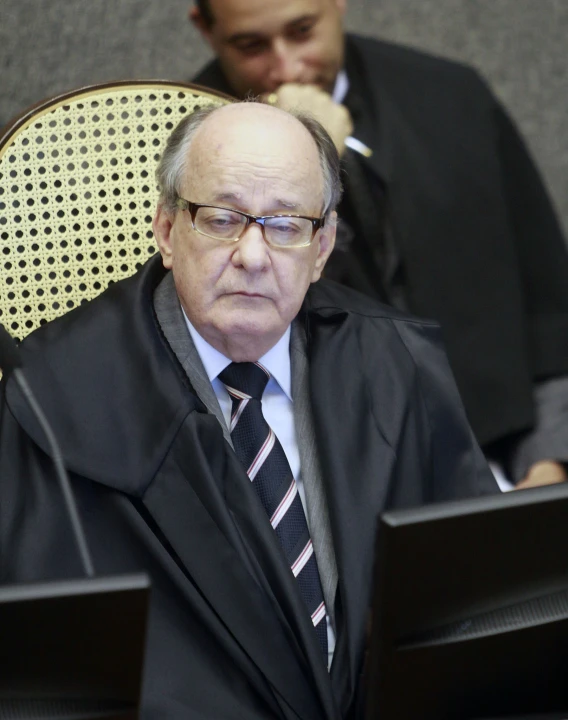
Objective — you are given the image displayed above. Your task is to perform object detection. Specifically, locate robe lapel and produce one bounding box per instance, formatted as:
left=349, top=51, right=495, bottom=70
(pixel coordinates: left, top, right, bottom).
left=304, top=304, right=400, bottom=716
left=290, top=321, right=339, bottom=632
left=343, top=37, right=395, bottom=187
left=344, top=34, right=442, bottom=290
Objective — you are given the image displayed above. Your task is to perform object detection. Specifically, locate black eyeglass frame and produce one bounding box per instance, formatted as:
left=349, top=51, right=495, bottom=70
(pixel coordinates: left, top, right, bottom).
left=175, top=197, right=326, bottom=248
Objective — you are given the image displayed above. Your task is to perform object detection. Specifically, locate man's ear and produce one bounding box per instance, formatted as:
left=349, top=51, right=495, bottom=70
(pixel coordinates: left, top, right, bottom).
left=311, top=211, right=337, bottom=283
left=189, top=5, right=213, bottom=43
left=152, top=204, right=175, bottom=270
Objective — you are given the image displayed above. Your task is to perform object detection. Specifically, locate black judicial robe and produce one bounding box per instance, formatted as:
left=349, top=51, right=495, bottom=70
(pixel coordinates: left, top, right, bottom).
left=0, top=256, right=496, bottom=719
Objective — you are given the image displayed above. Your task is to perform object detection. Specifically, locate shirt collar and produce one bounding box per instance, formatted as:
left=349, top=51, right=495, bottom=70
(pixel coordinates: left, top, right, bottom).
left=331, top=69, right=349, bottom=105
left=182, top=310, right=293, bottom=400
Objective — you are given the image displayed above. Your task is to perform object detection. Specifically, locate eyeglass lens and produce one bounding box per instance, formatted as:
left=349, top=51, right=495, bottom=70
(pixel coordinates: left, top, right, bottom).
left=194, top=207, right=313, bottom=247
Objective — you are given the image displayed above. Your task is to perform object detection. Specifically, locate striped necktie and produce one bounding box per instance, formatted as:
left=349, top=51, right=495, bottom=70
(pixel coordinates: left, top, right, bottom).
left=219, top=361, right=328, bottom=657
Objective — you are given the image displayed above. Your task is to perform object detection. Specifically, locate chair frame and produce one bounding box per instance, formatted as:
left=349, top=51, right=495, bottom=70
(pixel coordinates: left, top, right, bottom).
left=0, top=80, right=233, bottom=340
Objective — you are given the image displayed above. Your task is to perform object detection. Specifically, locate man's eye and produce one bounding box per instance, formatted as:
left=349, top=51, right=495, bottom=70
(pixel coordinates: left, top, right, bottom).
left=199, top=211, right=240, bottom=229
left=233, top=39, right=268, bottom=56
left=271, top=221, right=301, bottom=234
left=210, top=215, right=238, bottom=227
left=289, top=22, right=315, bottom=41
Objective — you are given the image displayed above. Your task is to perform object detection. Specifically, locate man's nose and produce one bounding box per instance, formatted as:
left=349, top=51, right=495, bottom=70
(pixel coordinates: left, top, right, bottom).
left=268, top=38, right=302, bottom=85
left=232, top=223, right=271, bottom=272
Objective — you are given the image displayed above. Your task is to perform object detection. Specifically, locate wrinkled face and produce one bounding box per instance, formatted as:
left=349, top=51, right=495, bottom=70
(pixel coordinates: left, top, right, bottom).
left=194, top=0, right=346, bottom=96
left=153, top=104, right=336, bottom=361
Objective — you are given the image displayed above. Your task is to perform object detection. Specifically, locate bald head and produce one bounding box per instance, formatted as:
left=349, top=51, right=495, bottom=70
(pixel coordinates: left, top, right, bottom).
left=155, top=100, right=341, bottom=219
left=187, top=103, right=324, bottom=210
left=193, top=101, right=312, bottom=142
left=189, top=102, right=322, bottom=162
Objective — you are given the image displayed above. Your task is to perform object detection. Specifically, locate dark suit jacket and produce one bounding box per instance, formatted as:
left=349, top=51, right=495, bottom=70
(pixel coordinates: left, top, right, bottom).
left=193, top=34, right=568, bottom=454
left=0, top=256, right=497, bottom=719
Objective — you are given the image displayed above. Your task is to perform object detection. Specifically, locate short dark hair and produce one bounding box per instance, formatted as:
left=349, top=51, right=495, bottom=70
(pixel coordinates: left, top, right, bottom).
left=196, top=0, right=214, bottom=26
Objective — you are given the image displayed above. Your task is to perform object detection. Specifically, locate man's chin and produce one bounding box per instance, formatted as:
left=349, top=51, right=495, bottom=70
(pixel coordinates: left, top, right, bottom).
left=277, top=79, right=332, bottom=93
left=240, top=78, right=331, bottom=98
left=221, top=292, right=272, bottom=311
left=222, top=314, right=274, bottom=337
left=211, top=312, right=285, bottom=361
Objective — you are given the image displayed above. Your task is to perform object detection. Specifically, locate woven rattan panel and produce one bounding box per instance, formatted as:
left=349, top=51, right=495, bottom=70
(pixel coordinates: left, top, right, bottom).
left=0, top=83, right=228, bottom=340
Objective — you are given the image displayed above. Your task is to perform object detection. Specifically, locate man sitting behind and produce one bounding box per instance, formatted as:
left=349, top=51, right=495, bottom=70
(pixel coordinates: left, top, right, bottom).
left=0, top=103, right=497, bottom=718
left=190, top=0, right=568, bottom=489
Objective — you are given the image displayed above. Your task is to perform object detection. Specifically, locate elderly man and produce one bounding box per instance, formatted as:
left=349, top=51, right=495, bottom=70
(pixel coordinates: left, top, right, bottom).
left=1, top=103, right=496, bottom=718
left=190, top=0, right=568, bottom=489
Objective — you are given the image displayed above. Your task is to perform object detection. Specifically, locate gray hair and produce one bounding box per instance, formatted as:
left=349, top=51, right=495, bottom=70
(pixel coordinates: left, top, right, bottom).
left=155, top=102, right=343, bottom=218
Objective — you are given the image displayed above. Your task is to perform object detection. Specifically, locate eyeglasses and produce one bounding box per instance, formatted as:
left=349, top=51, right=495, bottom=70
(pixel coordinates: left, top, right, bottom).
left=175, top=197, right=325, bottom=249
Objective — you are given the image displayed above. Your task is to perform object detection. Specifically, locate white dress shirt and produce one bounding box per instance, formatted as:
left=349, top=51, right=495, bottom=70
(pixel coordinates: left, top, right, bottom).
left=183, top=312, right=336, bottom=667
left=332, top=68, right=349, bottom=104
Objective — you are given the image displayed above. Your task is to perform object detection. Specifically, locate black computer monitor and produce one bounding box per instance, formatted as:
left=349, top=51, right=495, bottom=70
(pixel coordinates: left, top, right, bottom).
left=366, top=483, right=568, bottom=720
left=0, top=573, right=149, bottom=719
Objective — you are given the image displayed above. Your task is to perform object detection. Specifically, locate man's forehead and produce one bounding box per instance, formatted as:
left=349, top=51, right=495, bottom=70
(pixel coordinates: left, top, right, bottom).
left=208, top=0, right=326, bottom=32
left=182, top=106, right=324, bottom=209
left=184, top=154, right=323, bottom=210
left=191, top=104, right=316, bottom=156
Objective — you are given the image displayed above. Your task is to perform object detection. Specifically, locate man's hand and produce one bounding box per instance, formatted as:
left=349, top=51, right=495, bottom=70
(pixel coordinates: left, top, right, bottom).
left=515, top=460, right=567, bottom=490
left=264, top=83, right=353, bottom=156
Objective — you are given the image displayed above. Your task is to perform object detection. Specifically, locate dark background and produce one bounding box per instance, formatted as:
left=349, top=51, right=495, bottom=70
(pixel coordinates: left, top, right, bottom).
left=1, top=0, right=567, bottom=235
